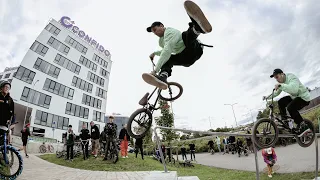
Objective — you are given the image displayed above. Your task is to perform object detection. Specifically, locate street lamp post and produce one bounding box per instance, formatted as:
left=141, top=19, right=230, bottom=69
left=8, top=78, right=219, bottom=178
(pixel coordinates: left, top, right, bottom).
left=208, top=117, right=213, bottom=130
left=224, top=103, right=238, bottom=127
left=23, top=79, right=39, bottom=127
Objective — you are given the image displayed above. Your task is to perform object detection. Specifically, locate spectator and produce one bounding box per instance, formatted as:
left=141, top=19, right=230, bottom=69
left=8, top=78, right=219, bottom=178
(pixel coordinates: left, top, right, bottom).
left=19, top=123, right=31, bottom=158
left=223, top=137, right=229, bottom=155
left=161, top=144, right=166, bottom=159
left=207, top=140, right=214, bottom=153
left=215, top=136, right=221, bottom=153
left=135, top=137, right=144, bottom=159
left=181, top=145, right=187, bottom=160
left=100, top=130, right=107, bottom=156
left=119, top=124, right=130, bottom=158
left=236, top=138, right=244, bottom=157
left=90, top=121, right=100, bottom=158
left=65, top=125, right=75, bottom=161
left=246, top=130, right=253, bottom=153
left=0, top=81, right=14, bottom=131
left=189, top=143, right=196, bottom=161
left=167, top=145, right=172, bottom=162
left=104, top=116, right=117, bottom=160
left=262, top=147, right=277, bottom=178
left=79, top=123, right=90, bottom=159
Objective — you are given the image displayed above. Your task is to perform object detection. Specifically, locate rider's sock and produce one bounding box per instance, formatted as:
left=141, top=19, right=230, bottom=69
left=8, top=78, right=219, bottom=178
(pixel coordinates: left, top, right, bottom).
left=158, top=72, right=168, bottom=81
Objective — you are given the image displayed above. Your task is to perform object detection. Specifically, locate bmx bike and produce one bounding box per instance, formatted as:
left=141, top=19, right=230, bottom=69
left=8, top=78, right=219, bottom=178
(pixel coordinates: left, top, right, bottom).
left=127, top=60, right=183, bottom=139
left=0, top=122, right=23, bottom=179
left=252, top=88, right=315, bottom=149
left=104, top=139, right=119, bottom=164
left=80, top=140, right=90, bottom=160
left=39, top=142, right=54, bottom=153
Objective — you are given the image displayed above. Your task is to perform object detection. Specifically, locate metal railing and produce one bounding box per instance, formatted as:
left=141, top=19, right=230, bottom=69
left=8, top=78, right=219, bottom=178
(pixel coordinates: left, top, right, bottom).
left=152, top=126, right=319, bottom=180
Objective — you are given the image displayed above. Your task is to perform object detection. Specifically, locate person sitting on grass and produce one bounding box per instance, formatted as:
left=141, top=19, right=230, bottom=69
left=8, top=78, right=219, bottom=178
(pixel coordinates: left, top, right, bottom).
left=262, top=147, right=277, bottom=178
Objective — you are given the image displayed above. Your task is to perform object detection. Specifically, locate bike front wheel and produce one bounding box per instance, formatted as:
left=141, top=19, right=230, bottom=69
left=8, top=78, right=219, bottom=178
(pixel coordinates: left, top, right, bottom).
left=159, top=82, right=183, bottom=101
left=0, top=145, right=23, bottom=179
left=295, top=119, right=316, bottom=148
left=39, top=145, right=46, bottom=153
left=252, top=118, right=279, bottom=149
left=127, top=108, right=153, bottom=139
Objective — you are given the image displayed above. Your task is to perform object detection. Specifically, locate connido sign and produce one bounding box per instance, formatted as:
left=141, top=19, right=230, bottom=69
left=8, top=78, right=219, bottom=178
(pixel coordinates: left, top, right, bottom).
left=59, top=16, right=111, bottom=58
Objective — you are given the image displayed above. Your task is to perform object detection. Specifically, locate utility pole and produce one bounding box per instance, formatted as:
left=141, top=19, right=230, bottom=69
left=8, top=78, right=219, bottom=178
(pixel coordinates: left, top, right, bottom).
left=224, top=103, right=238, bottom=127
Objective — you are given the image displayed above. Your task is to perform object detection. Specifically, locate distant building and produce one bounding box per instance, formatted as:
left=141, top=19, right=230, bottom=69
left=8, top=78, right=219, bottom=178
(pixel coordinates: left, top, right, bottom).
left=105, top=114, right=129, bottom=137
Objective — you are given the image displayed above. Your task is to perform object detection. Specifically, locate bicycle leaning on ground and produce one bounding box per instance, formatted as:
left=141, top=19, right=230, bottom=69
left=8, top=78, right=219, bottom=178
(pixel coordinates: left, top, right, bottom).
left=127, top=60, right=183, bottom=139
left=104, top=139, right=119, bottom=164
left=39, top=142, right=54, bottom=153
left=252, top=88, right=316, bottom=149
left=0, top=122, right=23, bottom=179
left=80, top=139, right=90, bottom=160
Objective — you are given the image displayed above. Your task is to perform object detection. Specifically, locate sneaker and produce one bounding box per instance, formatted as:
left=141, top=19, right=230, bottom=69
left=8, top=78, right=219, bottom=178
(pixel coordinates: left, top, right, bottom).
left=125, top=156, right=128, bottom=158
left=26, top=154, right=29, bottom=158
left=122, top=156, right=125, bottom=158
left=184, top=0, right=212, bottom=33
left=142, top=72, right=168, bottom=90
left=268, top=174, right=272, bottom=178
left=297, top=122, right=311, bottom=137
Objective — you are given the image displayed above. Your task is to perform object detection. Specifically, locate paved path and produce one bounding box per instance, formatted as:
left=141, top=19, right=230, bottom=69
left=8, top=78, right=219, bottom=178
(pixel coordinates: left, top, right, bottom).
left=194, top=141, right=319, bottom=173
left=17, top=154, right=151, bottom=180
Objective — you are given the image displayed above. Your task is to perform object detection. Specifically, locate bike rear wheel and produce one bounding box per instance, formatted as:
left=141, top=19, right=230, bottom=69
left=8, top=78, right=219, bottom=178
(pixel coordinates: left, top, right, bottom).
left=127, top=108, right=153, bottom=139
left=295, top=119, right=316, bottom=148
left=0, top=145, right=23, bottom=179
left=252, top=118, right=279, bottom=149
left=48, top=145, right=54, bottom=153
left=39, top=145, right=46, bottom=153
left=159, top=82, right=183, bottom=101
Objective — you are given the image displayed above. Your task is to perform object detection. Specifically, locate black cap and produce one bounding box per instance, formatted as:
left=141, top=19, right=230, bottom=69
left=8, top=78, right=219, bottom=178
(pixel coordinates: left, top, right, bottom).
left=68, top=125, right=72, bottom=128
left=270, top=68, right=283, bottom=78
left=146, top=21, right=163, bottom=32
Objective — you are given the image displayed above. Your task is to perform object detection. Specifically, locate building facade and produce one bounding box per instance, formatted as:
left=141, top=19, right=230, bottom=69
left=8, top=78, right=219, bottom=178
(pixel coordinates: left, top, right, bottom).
left=4, top=17, right=112, bottom=141
left=0, top=67, right=19, bottom=83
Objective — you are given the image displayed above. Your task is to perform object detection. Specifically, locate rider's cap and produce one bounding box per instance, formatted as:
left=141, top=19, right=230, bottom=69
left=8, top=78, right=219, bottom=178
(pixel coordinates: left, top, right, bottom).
left=266, top=147, right=272, bottom=154
left=270, top=68, right=283, bottom=78
left=68, top=125, right=72, bottom=128
left=146, top=21, right=163, bottom=32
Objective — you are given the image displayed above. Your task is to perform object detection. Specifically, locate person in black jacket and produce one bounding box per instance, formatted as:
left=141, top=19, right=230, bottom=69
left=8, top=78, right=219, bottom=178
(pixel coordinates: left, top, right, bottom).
left=79, top=123, right=90, bottom=159
left=65, top=125, right=75, bottom=161
left=135, top=137, right=144, bottom=159
left=119, top=124, right=130, bottom=158
left=181, top=145, right=187, bottom=160
left=0, top=81, right=14, bottom=128
left=104, top=116, right=117, bottom=160
left=90, top=121, right=100, bottom=158
left=189, top=143, right=196, bottom=161
left=19, top=123, right=31, bottom=158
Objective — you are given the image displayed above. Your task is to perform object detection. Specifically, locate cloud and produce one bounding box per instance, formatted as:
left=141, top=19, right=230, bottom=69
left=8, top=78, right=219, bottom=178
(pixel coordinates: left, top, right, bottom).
left=1, top=0, right=320, bottom=131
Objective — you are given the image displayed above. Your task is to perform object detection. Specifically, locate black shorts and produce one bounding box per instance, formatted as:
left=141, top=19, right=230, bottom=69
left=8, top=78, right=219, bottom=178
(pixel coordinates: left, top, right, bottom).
left=22, top=140, right=27, bottom=146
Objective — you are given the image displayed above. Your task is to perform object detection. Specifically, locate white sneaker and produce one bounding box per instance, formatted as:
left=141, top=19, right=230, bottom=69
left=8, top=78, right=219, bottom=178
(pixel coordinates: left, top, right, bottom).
left=268, top=174, right=272, bottom=178
left=122, top=156, right=125, bottom=158
left=125, top=156, right=128, bottom=158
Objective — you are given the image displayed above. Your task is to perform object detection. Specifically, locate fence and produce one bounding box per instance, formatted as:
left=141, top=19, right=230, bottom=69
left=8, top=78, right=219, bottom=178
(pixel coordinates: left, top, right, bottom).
left=153, top=126, right=319, bottom=180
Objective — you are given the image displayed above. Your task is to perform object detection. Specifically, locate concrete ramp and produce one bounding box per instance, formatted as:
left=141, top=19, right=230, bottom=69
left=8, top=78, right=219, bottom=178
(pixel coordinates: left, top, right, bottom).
left=144, top=171, right=199, bottom=180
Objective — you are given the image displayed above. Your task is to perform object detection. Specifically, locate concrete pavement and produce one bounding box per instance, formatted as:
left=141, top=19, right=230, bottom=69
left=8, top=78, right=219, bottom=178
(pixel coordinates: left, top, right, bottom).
left=193, top=140, right=319, bottom=173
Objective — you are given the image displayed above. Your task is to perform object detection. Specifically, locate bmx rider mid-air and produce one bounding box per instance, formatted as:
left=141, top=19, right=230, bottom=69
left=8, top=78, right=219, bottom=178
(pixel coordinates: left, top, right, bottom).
left=142, top=0, right=212, bottom=90
left=263, top=68, right=311, bottom=137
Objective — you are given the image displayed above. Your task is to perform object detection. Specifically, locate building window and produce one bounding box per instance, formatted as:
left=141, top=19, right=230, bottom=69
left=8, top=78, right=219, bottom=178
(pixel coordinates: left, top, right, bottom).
left=45, top=23, right=61, bottom=36
left=33, top=57, right=60, bottom=78
left=78, top=121, right=89, bottom=133
left=20, top=87, right=51, bottom=109
left=65, top=36, right=88, bottom=55
left=71, top=76, right=93, bottom=93
left=82, top=94, right=102, bottom=109
left=87, top=72, right=104, bottom=87
left=96, top=87, right=107, bottom=99
left=65, top=102, right=89, bottom=119
left=4, top=73, right=10, bottom=78
left=13, top=66, right=36, bottom=84
left=79, top=56, right=97, bottom=72
left=0, top=75, right=2, bottom=79
left=54, top=54, right=81, bottom=74
left=43, top=78, right=74, bottom=100
left=93, top=110, right=105, bottom=122
left=7, top=79, right=12, bottom=83
left=47, top=36, right=70, bottom=55
left=35, top=110, right=69, bottom=130
left=93, top=54, right=108, bottom=69
left=100, top=68, right=109, bottom=79
left=30, top=41, right=49, bottom=56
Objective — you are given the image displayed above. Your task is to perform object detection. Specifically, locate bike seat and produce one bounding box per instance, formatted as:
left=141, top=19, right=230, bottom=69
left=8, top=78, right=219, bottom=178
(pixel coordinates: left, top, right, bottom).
left=139, top=93, right=149, bottom=106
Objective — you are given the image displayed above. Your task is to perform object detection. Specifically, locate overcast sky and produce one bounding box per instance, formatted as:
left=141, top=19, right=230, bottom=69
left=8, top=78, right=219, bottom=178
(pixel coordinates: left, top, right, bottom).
left=1, top=0, right=320, bottom=131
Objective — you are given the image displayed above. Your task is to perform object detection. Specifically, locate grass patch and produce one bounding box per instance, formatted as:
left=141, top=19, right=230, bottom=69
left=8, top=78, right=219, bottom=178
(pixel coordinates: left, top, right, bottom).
left=40, top=153, right=315, bottom=180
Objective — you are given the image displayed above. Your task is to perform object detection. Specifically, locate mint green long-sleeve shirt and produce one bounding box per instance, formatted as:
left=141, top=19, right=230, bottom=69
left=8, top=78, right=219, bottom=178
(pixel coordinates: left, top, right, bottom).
left=154, top=27, right=186, bottom=72
left=268, top=73, right=311, bottom=102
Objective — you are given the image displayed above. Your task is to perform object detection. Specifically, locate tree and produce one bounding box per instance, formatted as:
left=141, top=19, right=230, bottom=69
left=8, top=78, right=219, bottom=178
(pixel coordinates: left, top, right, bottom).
left=155, top=100, right=179, bottom=143
left=256, top=100, right=280, bottom=120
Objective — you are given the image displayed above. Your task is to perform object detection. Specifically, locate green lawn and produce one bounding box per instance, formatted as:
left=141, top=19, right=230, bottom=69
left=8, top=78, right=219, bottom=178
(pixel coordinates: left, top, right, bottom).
left=40, top=153, right=315, bottom=180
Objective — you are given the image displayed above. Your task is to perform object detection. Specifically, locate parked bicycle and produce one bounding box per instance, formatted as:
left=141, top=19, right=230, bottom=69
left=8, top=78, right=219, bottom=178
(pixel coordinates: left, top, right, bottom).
left=127, top=60, right=183, bottom=139
left=80, top=140, right=90, bottom=160
left=39, top=142, right=54, bottom=153
left=0, top=122, right=23, bottom=179
left=252, top=89, right=315, bottom=149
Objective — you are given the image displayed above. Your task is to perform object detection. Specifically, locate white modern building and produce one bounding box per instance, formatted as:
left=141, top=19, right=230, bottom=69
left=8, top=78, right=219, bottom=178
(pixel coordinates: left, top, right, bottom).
left=1, top=16, right=112, bottom=141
